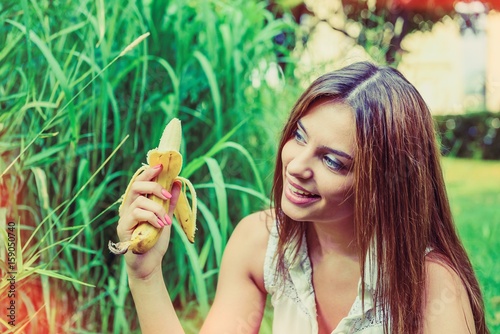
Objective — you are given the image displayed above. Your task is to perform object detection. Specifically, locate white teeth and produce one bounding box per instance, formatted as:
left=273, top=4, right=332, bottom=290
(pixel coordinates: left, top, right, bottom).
left=288, top=183, right=315, bottom=197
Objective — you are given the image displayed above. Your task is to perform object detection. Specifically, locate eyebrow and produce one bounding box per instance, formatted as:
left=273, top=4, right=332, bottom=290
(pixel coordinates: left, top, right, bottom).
left=297, top=120, right=353, bottom=161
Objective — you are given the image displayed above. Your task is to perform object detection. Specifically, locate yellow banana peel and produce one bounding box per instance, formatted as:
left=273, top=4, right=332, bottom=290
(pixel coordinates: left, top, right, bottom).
left=108, top=118, right=197, bottom=255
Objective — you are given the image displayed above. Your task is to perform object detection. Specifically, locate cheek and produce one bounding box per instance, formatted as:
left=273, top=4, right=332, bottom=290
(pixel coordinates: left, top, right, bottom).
left=281, top=140, right=294, bottom=167
left=321, top=175, right=355, bottom=203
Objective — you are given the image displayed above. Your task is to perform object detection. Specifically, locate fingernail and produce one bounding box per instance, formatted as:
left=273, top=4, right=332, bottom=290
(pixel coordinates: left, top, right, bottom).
left=161, top=189, right=172, bottom=199
left=164, top=214, right=172, bottom=226
left=153, top=164, right=162, bottom=169
left=157, top=218, right=165, bottom=227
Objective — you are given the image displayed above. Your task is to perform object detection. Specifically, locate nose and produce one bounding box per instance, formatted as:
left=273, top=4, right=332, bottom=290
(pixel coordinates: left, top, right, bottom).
left=285, top=148, right=313, bottom=180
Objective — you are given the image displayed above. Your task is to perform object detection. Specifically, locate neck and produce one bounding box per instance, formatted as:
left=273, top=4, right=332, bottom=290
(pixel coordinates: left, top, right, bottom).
left=306, top=219, right=358, bottom=261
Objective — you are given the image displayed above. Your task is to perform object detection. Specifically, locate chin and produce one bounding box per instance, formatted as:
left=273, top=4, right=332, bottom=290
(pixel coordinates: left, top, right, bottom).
left=281, top=198, right=312, bottom=223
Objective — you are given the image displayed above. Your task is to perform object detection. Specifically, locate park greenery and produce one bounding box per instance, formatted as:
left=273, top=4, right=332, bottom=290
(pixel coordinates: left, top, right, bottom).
left=0, top=0, right=498, bottom=332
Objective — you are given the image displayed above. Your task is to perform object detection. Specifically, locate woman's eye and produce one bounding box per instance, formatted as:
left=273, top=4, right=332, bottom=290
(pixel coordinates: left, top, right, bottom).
left=324, top=155, right=344, bottom=171
left=294, top=129, right=306, bottom=144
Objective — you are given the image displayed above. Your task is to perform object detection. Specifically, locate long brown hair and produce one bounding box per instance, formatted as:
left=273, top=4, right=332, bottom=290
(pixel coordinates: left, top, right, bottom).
left=271, top=61, right=488, bottom=333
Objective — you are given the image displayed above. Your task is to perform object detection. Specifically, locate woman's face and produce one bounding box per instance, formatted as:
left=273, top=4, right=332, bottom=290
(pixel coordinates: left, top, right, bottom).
left=281, top=100, right=356, bottom=225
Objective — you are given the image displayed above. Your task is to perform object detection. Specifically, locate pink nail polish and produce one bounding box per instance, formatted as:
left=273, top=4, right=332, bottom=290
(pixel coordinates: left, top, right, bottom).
left=161, top=189, right=172, bottom=199
left=158, top=218, right=166, bottom=227
left=164, top=214, right=172, bottom=226
left=153, top=164, right=162, bottom=169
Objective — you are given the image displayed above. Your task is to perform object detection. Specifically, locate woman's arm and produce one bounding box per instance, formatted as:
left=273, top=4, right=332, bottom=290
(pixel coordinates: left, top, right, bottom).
left=129, top=268, right=184, bottom=334
left=117, top=164, right=184, bottom=333
left=200, top=211, right=271, bottom=334
left=120, top=164, right=271, bottom=334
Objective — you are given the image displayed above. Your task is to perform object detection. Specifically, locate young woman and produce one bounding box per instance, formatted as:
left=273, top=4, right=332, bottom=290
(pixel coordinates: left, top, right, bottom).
left=115, top=61, right=488, bottom=333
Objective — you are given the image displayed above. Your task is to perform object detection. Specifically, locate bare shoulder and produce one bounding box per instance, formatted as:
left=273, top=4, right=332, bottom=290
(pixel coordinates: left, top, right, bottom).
left=423, top=258, right=476, bottom=333
left=200, top=210, right=275, bottom=333
left=231, top=209, right=274, bottom=244
left=225, top=209, right=274, bottom=291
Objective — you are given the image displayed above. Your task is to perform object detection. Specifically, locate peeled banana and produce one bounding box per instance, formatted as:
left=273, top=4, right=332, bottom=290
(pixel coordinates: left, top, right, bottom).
left=108, top=118, right=197, bottom=255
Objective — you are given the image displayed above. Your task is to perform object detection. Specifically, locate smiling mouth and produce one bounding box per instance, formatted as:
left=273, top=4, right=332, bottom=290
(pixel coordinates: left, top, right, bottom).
left=287, top=183, right=320, bottom=198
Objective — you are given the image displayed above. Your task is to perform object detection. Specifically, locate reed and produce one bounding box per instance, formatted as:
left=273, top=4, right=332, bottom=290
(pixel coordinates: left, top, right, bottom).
left=0, top=0, right=297, bottom=332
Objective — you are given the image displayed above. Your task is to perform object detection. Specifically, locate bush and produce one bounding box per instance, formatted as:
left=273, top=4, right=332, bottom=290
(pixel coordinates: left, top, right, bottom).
left=434, top=112, right=500, bottom=160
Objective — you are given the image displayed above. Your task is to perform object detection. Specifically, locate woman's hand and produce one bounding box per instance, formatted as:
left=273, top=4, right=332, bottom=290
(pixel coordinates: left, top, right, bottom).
left=116, top=164, right=181, bottom=280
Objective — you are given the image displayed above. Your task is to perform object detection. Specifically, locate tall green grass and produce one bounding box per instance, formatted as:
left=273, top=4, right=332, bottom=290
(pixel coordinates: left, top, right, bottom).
left=441, top=157, right=500, bottom=333
left=0, top=0, right=297, bottom=332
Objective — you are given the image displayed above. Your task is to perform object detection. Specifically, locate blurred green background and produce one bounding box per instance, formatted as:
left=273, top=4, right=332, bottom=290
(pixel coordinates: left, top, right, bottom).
left=0, top=0, right=498, bottom=333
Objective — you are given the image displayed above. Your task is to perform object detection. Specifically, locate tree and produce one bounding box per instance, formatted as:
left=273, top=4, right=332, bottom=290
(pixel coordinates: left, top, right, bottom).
left=271, top=0, right=499, bottom=66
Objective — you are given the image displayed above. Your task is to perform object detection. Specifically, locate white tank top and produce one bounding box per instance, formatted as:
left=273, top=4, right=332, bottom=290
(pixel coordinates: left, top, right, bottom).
left=263, top=224, right=385, bottom=334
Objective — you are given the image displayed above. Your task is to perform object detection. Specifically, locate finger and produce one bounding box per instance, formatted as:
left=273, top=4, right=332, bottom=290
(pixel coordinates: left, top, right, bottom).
left=130, top=181, right=172, bottom=200
left=117, top=208, right=165, bottom=241
left=167, top=180, right=182, bottom=217
left=122, top=170, right=172, bottom=209
left=133, top=195, right=171, bottom=224
left=120, top=165, right=163, bottom=210
left=134, top=164, right=163, bottom=182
